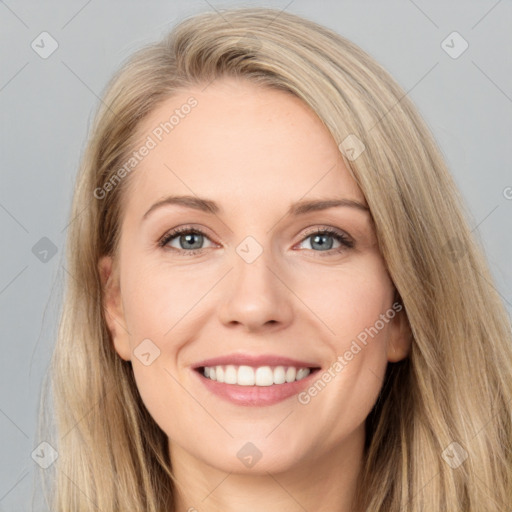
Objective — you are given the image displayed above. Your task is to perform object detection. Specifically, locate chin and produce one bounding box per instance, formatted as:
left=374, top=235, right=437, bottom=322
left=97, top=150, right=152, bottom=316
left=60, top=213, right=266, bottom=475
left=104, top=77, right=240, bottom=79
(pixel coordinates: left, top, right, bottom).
left=194, top=436, right=307, bottom=475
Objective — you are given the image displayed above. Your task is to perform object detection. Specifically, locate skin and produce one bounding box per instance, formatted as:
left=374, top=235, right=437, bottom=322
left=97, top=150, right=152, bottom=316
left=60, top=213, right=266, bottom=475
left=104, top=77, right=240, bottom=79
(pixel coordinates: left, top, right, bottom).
left=99, top=77, right=411, bottom=512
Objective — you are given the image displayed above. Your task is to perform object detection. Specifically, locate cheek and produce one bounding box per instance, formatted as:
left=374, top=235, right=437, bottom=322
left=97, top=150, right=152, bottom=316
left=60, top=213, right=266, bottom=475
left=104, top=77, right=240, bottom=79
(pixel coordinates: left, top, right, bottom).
left=289, top=253, right=394, bottom=341
left=118, top=262, right=212, bottom=425
left=121, top=261, right=208, bottom=341
left=292, top=256, right=393, bottom=416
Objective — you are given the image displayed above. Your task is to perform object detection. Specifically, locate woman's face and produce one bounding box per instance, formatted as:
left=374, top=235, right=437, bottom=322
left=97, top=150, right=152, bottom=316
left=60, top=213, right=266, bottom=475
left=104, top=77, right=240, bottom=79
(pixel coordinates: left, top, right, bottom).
left=100, top=78, right=410, bottom=476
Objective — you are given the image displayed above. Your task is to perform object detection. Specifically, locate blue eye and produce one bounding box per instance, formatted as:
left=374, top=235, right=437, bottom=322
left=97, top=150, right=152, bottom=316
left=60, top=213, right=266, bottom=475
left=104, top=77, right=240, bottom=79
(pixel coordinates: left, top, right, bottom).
left=158, top=226, right=354, bottom=256
left=297, top=228, right=354, bottom=254
left=158, top=227, right=214, bottom=255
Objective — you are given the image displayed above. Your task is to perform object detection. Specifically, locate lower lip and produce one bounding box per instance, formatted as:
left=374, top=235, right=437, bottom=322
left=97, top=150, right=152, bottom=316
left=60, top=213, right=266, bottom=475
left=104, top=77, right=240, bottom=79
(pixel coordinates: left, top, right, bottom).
left=193, top=368, right=319, bottom=406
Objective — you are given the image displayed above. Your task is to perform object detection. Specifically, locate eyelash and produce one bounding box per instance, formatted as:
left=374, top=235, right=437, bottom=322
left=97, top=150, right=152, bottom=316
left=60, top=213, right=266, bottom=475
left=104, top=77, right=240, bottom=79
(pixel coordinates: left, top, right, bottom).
left=157, top=225, right=354, bottom=257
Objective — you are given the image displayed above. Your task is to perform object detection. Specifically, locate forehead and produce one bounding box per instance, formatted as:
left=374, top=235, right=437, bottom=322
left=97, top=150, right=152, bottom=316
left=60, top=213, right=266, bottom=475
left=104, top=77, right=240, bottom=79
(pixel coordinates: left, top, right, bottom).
left=124, top=78, right=364, bottom=217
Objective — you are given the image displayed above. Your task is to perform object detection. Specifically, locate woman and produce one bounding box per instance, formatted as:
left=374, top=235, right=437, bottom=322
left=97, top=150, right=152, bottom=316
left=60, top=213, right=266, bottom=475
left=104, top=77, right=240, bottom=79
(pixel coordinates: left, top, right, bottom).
left=39, top=6, right=512, bottom=511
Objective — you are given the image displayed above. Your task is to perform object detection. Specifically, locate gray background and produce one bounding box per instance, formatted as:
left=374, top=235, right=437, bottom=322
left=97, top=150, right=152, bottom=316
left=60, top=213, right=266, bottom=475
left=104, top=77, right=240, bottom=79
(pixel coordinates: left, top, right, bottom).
left=1, top=0, right=511, bottom=509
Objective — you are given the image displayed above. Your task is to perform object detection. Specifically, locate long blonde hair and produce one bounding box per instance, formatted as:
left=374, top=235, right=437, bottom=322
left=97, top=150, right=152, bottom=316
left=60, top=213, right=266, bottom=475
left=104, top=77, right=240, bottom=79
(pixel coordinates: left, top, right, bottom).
left=39, top=7, right=512, bottom=511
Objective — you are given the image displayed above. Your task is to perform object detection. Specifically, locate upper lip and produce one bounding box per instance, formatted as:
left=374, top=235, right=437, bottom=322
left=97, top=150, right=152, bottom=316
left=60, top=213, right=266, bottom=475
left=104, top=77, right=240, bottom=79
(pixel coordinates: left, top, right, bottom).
left=192, top=353, right=322, bottom=369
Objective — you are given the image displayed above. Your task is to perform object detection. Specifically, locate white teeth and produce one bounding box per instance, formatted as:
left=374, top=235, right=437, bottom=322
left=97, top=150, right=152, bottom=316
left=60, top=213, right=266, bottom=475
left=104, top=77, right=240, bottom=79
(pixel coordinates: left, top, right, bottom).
left=255, top=366, right=274, bottom=386
left=224, top=365, right=237, bottom=384
left=285, top=367, right=296, bottom=383
left=238, top=365, right=255, bottom=386
left=296, top=368, right=310, bottom=381
left=202, top=365, right=312, bottom=386
left=273, top=366, right=286, bottom=384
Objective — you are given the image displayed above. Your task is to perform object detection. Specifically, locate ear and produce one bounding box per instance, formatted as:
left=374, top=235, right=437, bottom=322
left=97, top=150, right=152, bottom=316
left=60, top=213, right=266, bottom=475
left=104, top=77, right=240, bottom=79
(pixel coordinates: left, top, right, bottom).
left=386, top=300, right=412, bottom=363
left=98, top=255, right=131, bottom=361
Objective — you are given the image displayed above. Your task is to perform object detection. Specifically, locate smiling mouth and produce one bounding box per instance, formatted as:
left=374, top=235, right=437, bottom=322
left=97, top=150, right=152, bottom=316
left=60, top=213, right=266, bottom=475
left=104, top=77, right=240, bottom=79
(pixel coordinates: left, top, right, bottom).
left=195, top=365, right=321, bottom=386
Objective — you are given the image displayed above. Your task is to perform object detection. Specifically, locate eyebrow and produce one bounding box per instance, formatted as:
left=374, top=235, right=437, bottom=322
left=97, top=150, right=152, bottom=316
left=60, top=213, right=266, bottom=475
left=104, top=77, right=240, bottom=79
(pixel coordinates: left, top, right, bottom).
left=142, top=194, right=370, bottom=221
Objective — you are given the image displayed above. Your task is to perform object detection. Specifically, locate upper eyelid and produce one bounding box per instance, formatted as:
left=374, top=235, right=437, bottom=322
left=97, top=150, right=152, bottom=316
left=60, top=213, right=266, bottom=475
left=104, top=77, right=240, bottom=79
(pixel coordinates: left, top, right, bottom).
left=160, top=225, right=352, bottom=247
left=159, top=226, right=216, bottom=246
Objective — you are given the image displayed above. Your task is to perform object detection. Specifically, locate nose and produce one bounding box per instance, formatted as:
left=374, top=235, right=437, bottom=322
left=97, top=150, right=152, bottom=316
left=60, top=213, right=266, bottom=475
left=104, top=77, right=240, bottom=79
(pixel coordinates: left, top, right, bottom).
left=217, top=247, right=294, bottom=333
